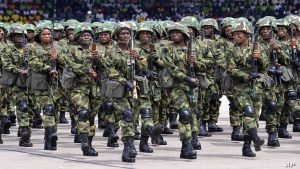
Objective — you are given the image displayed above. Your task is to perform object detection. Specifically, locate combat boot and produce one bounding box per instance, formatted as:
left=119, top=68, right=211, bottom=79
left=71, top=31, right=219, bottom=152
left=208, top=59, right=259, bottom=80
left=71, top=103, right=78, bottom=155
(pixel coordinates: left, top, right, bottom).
left=154, top=135, right=167, bottom=145
left=80, top=134, right=98, bottom=156
left=70, top=116, right=77, bottom=134
left=59, top=111, right=69, bottom=124
left=1, top=116, right=11, bottom=134
left=19, top=127, right=33, bottom=147
left=32, top=111, right=43, bottom=129
left=293, top=120, right=300, bottom=132
left=122, top=137, right=137, bottom=163
left=139, top=136, right=153, bottom=153
left=242, top=135, right=256, bottom=157
left=44, top=127, right=58, bottom=150
left=231, top=126, right=244, bottom=141
left=289, top=115, right=294, bottom=124
left=248, top=128, right=264, bottom=151
left=180, top=139, right=197, bottom=159
left=87, top=136, right=98, bottom=155
left=169, top=113, right=178, bottom=129
left=259, top=109, right=266, bottom=121
left=134, top=126, right=141, bottom=140
left=147, top=124, right=162, bottom=145
left=267, top=132, right=280, bottom=147
left=191, top=132, right=201, bottom=150
left=162, top=123, right=173, bottom=134
left=106, top=123, right=119, bottom=147
left=9, top=112, right=16, bottom=126
left=0, top=123, right=3, bottom=144
left=198, top=121, right=212, bottom=137
left=278, top=123, right=292, bottom=138
left=208, top=121, right=223, bottom=132
left=74, top=132, right=81, bottom=143
left=98, top=116, right=105, bottom=129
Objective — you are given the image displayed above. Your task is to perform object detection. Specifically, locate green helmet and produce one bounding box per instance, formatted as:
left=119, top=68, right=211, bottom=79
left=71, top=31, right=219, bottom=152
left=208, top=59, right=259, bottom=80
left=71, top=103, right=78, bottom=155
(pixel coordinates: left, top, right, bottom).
left=153, top=21, right=167, bottom=39
left=74, top=24, right=94, bottom=40
left=0, top=22, right=8, bottom=34
left=142, top=20, right=156, bottom=28
left=65, top=19, right=80, bottom=29
left=162, top=20, right=175, bottom=31
left=125, top=21, right=137, bottom=31
left=290, top=16, right=300, bottom=31
left=95, top=22, right=115, bottom=35
left=275, top=19, right=289, bottom=28
left=256, top=17, right=277, bottom=31
left=54, top=23, right=64, bottom=31
left=23, top=23, right=35, bottom=32
left=136, top=23, right=153, bottom=39
left=91, top=22, right=103, bottom=30
left=111, top=22, right=132, bottom=40
left=34, top=23, right=52, bottom=43
left=167, top=22, right=190, bottom=39
left=221, top=17, right=235, bottom=29
left=180, top=16, right=199, bottom=32
left=200, top=18, right=219, bottom=31
left=231, top=20, right=252, bottom=34
left=236, top=17, right=253, bottom=33
left=9, top=24, right=27, bottom=39
left=66, top=24, right=76, bottom=31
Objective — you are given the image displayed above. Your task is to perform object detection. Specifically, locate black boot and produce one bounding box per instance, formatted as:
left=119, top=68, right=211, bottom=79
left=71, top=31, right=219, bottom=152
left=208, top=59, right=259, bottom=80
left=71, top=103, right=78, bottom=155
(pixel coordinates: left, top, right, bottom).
left=198, top=121, right=212, bottom=137
left=169, top=113, right=178, bottom=129
left=148, top=124, right=162, bottom=145
left=208, top=121, right=223, bottom=132
left=248, top=128, right=264, bottom=151
left=59, top=111, right=69, bottom=124
left=80, top=134, right=98, bottom=156
left=1, top=116, right=11, bottom=134
left=231, top=126, right=244, bottom=141
left=0, top=123, right=3, bottom=144
left=278, top=123, right=292, bottom=138
left=107, top=123, right=119, bottom=147
left=70, top=117, right=77, bottom=134
left=191, top=132, right=201, bottom=150
left=87, top=136, right=98, bottom=155
left=293, top=120, right=300, bottom=132
left=154, top=135, right=167, bottom=145
left=19, top=127, right=33, bottom=147
left=134, top=126, right=141, bottom=140
left=289, top=115, right=294, bottom=124
left=162, top=123, right=173, bottom=134
left=17, top=128, right=21, bottom=137
left=32, top=111, right=43, bottom=129
left=44, top=127, right=58, bottom=150
left=122, top=137, right=137, bottom=163
left=9, top=112, right=16, bottom=126
left=242, top=135, right=256, bottom=157
left=267, top=132, right=280, bottom=147
left=259, top=109, right=266, bottom=121
left=98, top=116, right=106, bottom=129
left=139, top=136, right=153, bottom=153
left=180, top=139, right=197, bottom=159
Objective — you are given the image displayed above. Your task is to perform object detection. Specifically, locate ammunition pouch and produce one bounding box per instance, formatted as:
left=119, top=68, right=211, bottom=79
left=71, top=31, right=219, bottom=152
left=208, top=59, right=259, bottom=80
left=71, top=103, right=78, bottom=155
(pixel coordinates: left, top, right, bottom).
left=158, top=68, right=176, bottom=88
left=196, top=72, right=209, bottom=89
left=101, top=78, right=125, bottom=98
left=27, top=71, right=48, bottom=91
left=136, top=75, right=150, bottom=95
left=60, top=68, right=76, bottom=90
left=16, top=69, right=28, bottom=88
left=0, top=70, right=17, bottom=86
left=279, top=66, right=294, bottom=83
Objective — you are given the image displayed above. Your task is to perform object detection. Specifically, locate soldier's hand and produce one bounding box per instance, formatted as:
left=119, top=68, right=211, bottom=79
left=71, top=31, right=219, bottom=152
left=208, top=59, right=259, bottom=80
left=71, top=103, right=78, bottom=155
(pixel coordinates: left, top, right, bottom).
left=184, top=76, right=199, bottom=88
left=270, top=39, right=280, bottom=50
left=51, top=48, right=58, bottom=60
left=89, top=68, right=97, bottom=79
left=290, top=38, right=298, bottom=48
left=189, top=55, right=196, bottom=64
left=130, top=50, right=137, bottom=60
left=252, top=50, right=260, bottom=59
left=49, top=69, right=58, bottom=78
left=19, top=69, right=28, bottom=75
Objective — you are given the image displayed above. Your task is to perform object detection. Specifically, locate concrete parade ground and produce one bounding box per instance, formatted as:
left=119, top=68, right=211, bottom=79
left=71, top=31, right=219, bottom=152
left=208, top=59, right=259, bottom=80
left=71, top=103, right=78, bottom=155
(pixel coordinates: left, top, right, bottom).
left=0, top=96, right=299, bottom=169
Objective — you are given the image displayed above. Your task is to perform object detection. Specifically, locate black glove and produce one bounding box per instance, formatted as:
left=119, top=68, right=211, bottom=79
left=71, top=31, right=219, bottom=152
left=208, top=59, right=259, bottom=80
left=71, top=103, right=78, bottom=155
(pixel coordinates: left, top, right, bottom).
left=146, top=70, right=156, bottom=81
left=249, top=72, right=261, bottom=80
left=184, top=77, right=198, bottom=88
left=125, top=81, right=135, bottom=91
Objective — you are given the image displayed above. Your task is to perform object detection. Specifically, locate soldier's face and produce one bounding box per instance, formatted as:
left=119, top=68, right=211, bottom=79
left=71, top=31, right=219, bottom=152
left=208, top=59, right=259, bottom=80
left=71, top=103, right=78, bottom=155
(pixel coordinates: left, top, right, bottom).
left=54, top=30, right=62, bottom=40
left=27, top=30, right=34, bottom=41
left=260, top=26, right=271, bottom=40
left=202, top=25, right=214, bottom=37
left=291, top=24, right=297, bottom=33
left=13, top=34, right=25, bottom=47
left=0, top=28, right=5, bottom=40
left=78, top=32, right=93, bottom=46
left=138, top=31, right=151, bottom=44
left=99, top=32, right=111, bottom=44
left=277, top=26, right=288, bottom=39
left=67, top=30, right=75, bottom=41
left=233, top=31, right=248, bottom=44
left=169, top=30, right=184, bottom=43
left=117, top=29, right=131, bottom=44
left=224, top=26, right=233, bottom=39
left=40, top=29, right=52, bottom=44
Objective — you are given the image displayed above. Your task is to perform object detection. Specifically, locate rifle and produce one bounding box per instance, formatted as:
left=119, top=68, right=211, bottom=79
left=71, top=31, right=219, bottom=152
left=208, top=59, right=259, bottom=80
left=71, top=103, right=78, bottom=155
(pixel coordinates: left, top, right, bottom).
left=91, top=43, right=99, bottom=84
left=249, top=30, right=258, bottom=97
left=130, top=30, right=138, bottom=100
left=187, top=32, right=197, bottom=104
left=289, top=25, right=299, bottom=69
left=50, top=21, right=59, bottom=89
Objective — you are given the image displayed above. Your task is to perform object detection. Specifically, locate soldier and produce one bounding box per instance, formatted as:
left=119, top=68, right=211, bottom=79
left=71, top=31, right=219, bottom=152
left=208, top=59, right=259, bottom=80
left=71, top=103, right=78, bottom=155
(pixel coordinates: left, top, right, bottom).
left=226, top=20, right=265, bottom=157
left=23, top=24, right=35, bottom=44
left=64, top=24, right=102, bottom=156
left=1, top=24, right=32, bottom=146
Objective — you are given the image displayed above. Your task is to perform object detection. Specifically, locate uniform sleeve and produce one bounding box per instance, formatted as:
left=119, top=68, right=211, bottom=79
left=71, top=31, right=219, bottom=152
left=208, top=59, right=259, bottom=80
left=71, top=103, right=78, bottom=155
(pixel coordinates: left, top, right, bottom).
left=29, top=48, right=52, bottom=73
left=2, top=48, right=21, bottom=73
left=105, top=49, right=127, bottom=84
left=227, top=48, right=249, bottom=82
left=64, top=50, right=87, bottom=75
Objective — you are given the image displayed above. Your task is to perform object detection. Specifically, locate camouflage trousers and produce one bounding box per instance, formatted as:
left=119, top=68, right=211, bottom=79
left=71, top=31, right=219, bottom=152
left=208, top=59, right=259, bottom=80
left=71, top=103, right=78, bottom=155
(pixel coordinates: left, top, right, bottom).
left=169, top=88, right=199, bottom=140
left=137, top=96, right=156, bottom=137
left=159, top=89, right=170, bottom=125
left=0, top=86, right=15, bottom=117
left=227, top=95, right=242, bottom=127
left=71, top=85, right=101, bottom=137
left=262, top=88, right=278, bottom=133
left=53, top=87, right=69, bottom=115
left=11, top=87, right=30, bottom=128
left=202, top=84, right=222, bottom=123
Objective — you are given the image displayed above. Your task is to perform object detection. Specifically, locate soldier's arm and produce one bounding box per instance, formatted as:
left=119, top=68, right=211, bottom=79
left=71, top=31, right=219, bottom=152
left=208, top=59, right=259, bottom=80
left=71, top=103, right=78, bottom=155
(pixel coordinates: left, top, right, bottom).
left=277, top=43, right=291, bottom=66
left=193, top=47, right=206, bottom=72
left=64, top=50, right=88, bottom=75
left=227, top=49, right=249, bottom=81
left=105, top=50, right=127, bottom=84
left=2, top=48, right=20, bottom=73
left=29, top=49, right=52, bottom=73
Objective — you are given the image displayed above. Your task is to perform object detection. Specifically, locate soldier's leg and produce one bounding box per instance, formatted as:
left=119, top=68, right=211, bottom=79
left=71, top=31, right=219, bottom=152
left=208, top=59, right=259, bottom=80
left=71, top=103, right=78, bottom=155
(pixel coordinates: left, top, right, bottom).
left=154, top=99, right=168, bottom=145
left=7, top=88, right=17, bottom=127
left=228, top=95, right=243, bottom=141
left=97, top=103, right=106, bottom=129
left=113, top=98, right=136, bottom=163
left=132, top=98, right=140, bottom=140
left=89, top=97, right=101, bottom=153
left=208, top=85, right=223, bottom=132
left=199, top=89, right=212, bottom=137
left=291, top=88, right=300, bottom=132
left=170, top=88, right=197, bottom=159
left=103, top=100, right=119, bottom=147
left=0, top=86, right=11, bottom=137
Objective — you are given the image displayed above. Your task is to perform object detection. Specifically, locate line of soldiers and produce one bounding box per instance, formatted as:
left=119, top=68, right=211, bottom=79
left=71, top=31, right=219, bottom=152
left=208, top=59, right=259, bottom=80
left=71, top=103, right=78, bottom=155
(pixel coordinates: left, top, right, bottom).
left=0, top=14, right=300, bottom=162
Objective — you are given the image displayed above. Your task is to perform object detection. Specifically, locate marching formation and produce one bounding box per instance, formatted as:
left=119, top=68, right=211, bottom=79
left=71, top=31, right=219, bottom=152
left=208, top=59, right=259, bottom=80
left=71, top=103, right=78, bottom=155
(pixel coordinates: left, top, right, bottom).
left=0, top=15, right=300, bottom=163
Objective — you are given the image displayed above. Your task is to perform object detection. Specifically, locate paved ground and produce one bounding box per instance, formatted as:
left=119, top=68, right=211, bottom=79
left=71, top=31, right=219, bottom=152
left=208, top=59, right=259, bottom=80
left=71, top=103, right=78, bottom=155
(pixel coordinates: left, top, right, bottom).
left=1, top=96, right=300, bottom=169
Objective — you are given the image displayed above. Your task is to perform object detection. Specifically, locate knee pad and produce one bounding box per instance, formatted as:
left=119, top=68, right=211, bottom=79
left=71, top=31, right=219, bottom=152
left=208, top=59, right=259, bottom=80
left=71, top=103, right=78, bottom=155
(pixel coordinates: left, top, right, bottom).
left=17, top=100, right=28, bottom=112
left=286, top=90, right=297, bottom=100
left=78, top=108, right=90, bottom=122
left=103, top=101, right=115, bottom=115
left=43, top=104, right=55, bottom=116
left=243, top=106, right=255, bottom=117
left=266, top=101, right=278, bottom=115
left=122, top=108, right=133, bottom=122
left=179, top=109, right=191, bottom=124
left=140, top=108, right=152, bottom=119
